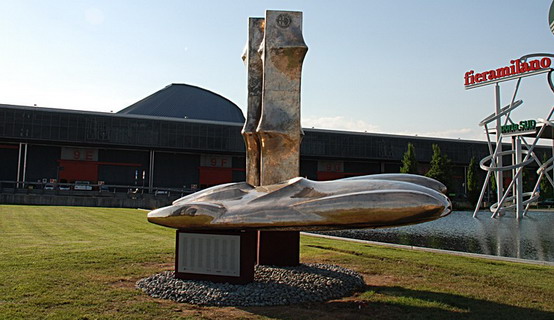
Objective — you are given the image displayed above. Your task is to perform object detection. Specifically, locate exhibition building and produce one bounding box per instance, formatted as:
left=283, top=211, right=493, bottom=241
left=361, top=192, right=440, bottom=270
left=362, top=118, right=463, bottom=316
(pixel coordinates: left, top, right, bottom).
left=0, top=83, right=546, bottom=206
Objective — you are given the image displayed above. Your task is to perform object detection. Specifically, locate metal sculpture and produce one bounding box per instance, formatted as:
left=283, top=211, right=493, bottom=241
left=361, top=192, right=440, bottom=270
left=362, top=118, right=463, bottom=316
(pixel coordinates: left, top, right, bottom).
left=148, top=174, right=451, bottom=230
left=145, top=10, right=453, bottom=285
left=468, top=53, right=554, bottom=218
left=148, top=10, right=452, bottom=233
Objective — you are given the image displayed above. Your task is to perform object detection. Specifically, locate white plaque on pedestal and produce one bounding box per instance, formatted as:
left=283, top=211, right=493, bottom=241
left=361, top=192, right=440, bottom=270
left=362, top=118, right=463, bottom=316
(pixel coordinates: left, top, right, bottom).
left=177, top=232, right=240, bottom=277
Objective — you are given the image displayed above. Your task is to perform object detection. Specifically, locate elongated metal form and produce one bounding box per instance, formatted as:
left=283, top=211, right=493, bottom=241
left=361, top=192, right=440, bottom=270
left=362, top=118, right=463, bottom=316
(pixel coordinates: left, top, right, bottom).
left=241, top=17, right=265, bottom=186
left=147, top=174, right=452, bottom=231
left=257, top=11, right=308, bottom=185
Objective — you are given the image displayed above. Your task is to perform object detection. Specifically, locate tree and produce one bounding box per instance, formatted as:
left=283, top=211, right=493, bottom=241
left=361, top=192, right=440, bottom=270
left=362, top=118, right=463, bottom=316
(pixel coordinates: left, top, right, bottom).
left=400, top=143, right=418, bottom=174
left=467, top=156, right=479, bottom=205
left=425, top=144, right=452, bottom=190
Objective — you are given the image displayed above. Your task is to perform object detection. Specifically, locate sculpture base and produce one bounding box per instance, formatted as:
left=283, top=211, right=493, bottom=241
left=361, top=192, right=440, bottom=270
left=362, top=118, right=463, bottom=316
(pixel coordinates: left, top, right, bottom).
left=175, top=230, right=257, bottom=284
left=257, top=231, right=300, bottom=266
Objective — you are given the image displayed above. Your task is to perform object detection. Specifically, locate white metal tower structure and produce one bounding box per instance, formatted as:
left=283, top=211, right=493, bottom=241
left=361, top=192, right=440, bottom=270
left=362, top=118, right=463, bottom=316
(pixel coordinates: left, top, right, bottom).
left=467, top=53, right=554, bottom=219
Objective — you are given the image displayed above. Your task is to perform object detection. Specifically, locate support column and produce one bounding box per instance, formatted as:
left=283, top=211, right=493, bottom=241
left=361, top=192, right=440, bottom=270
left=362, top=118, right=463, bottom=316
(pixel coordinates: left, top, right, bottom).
left=16, top=143, right=23, bottom=188
left=257, top=230, right=299, bottom=266
left=17, top=143, right=28, bottom=188
left=148, top=150, right=155, bottom=193
left=515, top=137, right=523, bottom=218
left=512, top=136, right=516, bottom=207
left=494, top=84, right=504, bottom=204
left=22, top=143, right=28, bottom=186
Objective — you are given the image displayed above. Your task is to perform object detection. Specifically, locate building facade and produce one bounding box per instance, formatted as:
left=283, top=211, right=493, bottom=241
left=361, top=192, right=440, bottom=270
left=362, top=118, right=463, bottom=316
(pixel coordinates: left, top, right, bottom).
left=0, top=84, right=548, bottom=204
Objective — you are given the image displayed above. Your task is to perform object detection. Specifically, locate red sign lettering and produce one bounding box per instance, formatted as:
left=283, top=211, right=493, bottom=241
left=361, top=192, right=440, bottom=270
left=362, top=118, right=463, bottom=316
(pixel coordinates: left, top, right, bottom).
left=464, top=57, right=552, bottom=87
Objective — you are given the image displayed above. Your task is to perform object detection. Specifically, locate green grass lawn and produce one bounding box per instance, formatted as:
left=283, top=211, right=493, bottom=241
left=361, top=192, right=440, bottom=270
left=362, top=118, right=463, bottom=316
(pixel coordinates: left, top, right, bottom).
left=0, top=205, right=553, bottom=320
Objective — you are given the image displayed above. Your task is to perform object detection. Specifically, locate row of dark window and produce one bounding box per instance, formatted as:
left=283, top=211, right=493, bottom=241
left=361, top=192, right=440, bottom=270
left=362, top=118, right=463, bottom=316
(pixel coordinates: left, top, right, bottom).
left=1, top=106, right=549, bottom=165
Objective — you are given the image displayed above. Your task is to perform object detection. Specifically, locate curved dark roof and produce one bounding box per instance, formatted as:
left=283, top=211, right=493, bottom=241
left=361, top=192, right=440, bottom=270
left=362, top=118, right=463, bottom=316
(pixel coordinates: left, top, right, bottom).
left=117, top=83, right=245, bottom=123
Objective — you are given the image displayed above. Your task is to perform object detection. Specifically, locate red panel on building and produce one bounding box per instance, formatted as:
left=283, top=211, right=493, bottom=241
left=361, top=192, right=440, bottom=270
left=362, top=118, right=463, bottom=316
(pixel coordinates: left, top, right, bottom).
left=199, top=167, right=233, bottom=187
left=0, top=144, right=18, bottom=149
left=58, top=160, right=98, bottom=182
left=317, top=171, right=345, bottom=181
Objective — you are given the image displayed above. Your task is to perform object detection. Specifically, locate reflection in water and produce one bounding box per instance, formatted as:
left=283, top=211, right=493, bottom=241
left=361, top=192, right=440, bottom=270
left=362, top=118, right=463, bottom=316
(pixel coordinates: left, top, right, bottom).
left=318, top=211, right=554, bottom=262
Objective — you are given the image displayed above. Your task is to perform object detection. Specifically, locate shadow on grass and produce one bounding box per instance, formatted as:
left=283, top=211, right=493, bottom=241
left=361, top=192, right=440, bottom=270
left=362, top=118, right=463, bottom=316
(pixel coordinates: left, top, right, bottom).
left=239, top=285, right=554, bottom=320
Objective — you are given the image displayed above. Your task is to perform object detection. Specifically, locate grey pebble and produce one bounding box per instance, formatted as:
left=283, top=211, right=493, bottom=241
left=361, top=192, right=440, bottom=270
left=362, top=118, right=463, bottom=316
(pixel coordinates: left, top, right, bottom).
left=136, top=263, right=365, bottom=306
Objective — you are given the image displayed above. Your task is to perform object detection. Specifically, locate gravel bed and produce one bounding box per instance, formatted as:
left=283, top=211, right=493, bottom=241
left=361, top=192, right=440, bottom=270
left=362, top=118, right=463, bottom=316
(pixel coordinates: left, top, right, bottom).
left=136, top=263, right=365, bottom=306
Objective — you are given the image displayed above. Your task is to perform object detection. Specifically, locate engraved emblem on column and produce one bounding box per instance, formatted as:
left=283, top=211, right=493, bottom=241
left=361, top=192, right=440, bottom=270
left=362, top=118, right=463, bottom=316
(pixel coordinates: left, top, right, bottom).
left=276, top=14, right=291, bottom=28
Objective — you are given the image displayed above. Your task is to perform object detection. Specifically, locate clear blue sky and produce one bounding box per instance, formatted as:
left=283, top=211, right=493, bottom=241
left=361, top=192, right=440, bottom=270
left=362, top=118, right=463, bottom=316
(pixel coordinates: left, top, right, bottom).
left=2, top=1, right=554, bottom=140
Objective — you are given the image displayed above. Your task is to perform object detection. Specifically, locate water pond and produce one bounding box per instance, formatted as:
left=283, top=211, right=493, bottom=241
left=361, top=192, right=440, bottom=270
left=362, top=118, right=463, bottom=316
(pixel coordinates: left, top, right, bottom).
left=318, top=210, right=554, bottom=263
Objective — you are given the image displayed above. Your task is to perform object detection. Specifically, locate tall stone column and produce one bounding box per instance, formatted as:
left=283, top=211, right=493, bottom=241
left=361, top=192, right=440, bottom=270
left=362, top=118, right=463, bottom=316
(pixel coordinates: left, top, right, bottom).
left=241, top=18, right=265, bottom=187
left=250, top=10, right=308, bottom=267
left=257, top=10, right=308, bottom=185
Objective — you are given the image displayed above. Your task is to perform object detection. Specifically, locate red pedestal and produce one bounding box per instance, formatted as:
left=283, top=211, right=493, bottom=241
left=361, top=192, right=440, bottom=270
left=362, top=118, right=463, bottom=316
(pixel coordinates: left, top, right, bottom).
left=175, top=230, right=257, bottom=284
left=257, top=231, right=300, bottom=266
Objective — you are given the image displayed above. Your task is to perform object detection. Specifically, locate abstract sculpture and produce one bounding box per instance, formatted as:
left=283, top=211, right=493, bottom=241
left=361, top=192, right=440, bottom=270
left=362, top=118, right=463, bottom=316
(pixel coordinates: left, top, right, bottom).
left=148, top=174, right=451, bottom=230
left=148, top=10, right=451, bottom=231
left=146, top=10, right=451, bottom=284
